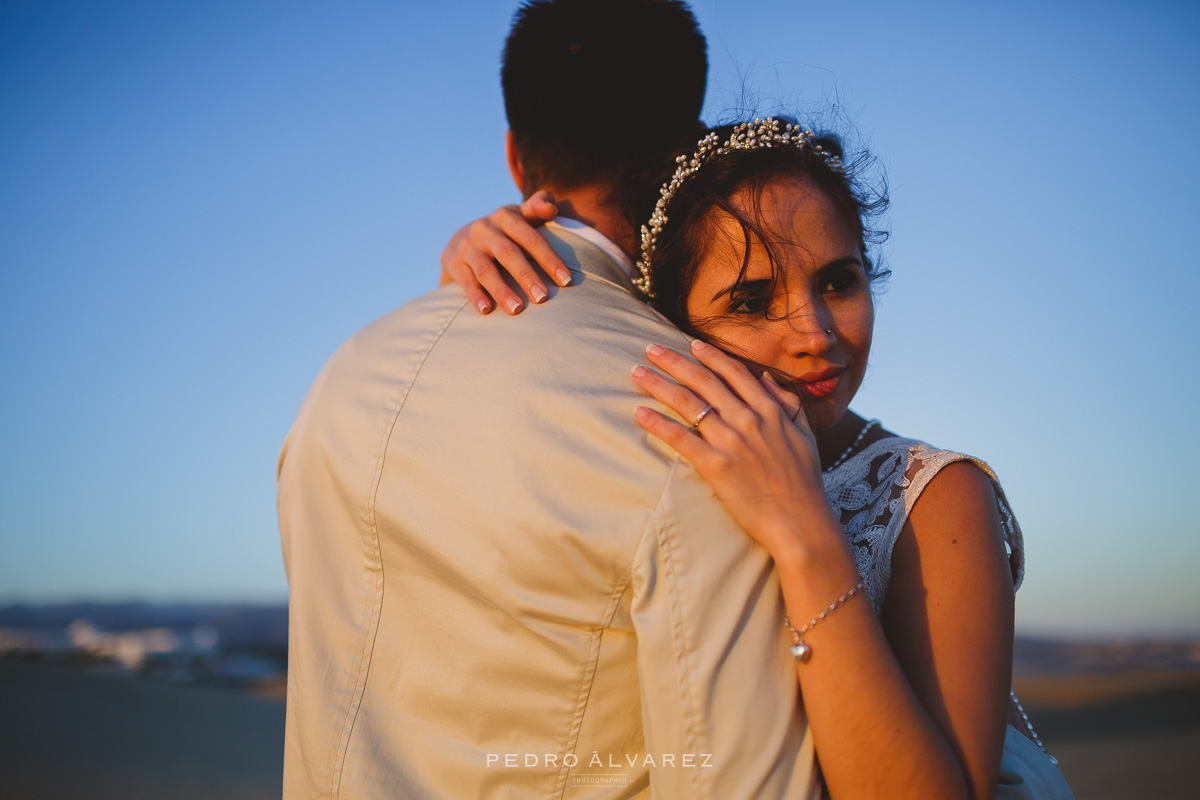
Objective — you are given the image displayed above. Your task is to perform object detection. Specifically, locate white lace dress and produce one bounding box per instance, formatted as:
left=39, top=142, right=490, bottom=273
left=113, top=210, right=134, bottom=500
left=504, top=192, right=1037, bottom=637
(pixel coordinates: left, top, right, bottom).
left=822, top=434, right=1025, bottom=616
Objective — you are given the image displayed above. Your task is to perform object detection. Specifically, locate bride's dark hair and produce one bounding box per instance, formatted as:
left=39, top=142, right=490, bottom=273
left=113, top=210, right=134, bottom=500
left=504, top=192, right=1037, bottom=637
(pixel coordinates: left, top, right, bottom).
left=635, top=119, right=890, bottom=343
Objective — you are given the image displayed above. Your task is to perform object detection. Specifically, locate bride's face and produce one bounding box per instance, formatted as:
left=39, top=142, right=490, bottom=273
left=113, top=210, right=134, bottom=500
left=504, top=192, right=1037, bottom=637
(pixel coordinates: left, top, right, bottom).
left=684, top=177, right=875, bottom=433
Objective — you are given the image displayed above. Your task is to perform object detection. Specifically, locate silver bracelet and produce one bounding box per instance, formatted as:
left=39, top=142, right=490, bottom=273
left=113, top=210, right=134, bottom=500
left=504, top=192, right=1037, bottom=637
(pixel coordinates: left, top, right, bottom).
left=783, top=579, right=867, bottom=663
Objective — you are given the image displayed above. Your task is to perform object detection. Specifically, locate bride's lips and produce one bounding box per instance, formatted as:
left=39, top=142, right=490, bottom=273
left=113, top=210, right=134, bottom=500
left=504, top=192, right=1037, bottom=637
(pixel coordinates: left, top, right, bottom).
left=793, top=369, right=844, bottom=399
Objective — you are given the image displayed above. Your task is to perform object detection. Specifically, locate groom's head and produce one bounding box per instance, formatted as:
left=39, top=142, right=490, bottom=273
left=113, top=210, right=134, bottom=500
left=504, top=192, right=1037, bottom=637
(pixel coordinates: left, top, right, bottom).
left=502, top=0, right=707, bottom=205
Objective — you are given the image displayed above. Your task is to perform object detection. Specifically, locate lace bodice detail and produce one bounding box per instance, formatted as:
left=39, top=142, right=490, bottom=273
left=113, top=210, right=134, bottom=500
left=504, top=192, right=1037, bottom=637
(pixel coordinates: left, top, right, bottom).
left=823, top=436, right=1025, bottom=616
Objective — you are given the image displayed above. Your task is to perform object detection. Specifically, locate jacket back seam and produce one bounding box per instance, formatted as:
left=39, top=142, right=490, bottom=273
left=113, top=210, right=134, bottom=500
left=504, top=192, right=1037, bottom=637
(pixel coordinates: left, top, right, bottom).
left=328, top=297, right=471, bottom=798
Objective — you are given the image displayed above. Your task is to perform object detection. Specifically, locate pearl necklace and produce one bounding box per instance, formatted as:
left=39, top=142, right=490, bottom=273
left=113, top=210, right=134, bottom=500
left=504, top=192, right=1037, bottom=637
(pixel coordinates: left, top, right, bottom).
left=1010, top=690, right=1057, bottom=762
left=823, top=418, right=879, bottom=473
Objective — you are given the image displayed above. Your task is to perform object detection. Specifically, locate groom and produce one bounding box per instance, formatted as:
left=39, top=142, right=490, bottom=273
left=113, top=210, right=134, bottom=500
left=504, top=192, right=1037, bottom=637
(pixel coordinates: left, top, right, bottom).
left=279, top=1, right=817, bottom=796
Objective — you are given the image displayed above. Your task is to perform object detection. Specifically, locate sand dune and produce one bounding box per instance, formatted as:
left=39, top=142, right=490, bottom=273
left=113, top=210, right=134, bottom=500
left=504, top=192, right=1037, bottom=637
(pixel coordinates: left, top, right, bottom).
left=1013, top=672, right=1200, bottom=800
left=0, top=661, right=284, bottom=800
left=2, top=660, right=1196, bottom=799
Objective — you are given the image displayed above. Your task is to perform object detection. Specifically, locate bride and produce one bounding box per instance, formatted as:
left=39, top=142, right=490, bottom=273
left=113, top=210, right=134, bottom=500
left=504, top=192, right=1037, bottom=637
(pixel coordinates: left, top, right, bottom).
left=441, top=117, right=1071, bottom=799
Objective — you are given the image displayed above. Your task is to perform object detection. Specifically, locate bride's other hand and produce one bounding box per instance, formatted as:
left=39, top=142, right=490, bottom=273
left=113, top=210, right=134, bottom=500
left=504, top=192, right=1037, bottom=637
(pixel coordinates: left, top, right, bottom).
left=439, top=190, right=571, bottom=316
left=632, top=339, right=841, bottom=559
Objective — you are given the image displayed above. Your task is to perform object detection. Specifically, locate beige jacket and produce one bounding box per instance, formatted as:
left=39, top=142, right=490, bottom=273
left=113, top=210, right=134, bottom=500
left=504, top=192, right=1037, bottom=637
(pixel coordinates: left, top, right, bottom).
left=278, top=227, right=818, bottom=799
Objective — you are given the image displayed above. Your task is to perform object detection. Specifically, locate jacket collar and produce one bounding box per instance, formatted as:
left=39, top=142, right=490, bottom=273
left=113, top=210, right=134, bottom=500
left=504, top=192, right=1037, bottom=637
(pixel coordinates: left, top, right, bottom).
left=540, top=224, right=639, bottom=296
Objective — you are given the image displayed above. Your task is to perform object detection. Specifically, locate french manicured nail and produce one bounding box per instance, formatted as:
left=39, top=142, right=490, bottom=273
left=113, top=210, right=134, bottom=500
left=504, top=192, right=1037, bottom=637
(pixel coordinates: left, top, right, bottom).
left=691, top=339, right=710, bottom=351
left=646, top=344, right=666, bottom=357
left=477, top=300, right=491, bottom=314
left=530, top=285, right=548, bottom=303
left=506, top=297, right=523, bottom=315
left=634, top=406, right=652, bottom=421
left=555, top=268, right=572, bottom=285
left=631, top=365, right=648, bottom=378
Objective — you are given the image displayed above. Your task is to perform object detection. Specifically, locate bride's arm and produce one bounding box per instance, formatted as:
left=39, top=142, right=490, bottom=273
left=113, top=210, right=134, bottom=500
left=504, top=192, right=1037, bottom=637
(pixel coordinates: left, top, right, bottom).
left=632, top=339, right=1012, bottom=800
left=880, top=461, right=1014, bottom=799
left=789, top=461, right=1013, bottom=800
left=439, top=190, right=570, bottom=315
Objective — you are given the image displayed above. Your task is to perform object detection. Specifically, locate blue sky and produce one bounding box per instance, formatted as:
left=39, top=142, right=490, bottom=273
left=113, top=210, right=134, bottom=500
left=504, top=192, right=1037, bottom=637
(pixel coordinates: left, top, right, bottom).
left=2, top=0, right=1198, bottom=636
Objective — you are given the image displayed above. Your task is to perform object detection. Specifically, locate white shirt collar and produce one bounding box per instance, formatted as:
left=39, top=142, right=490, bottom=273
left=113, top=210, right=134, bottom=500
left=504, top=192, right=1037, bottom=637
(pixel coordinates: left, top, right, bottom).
left=544, top=217, right=635, bottom=280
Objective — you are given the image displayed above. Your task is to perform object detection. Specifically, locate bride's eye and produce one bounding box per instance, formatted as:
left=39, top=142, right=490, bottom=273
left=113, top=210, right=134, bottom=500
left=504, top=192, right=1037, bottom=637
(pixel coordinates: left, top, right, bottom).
left=821, top=268, right=860, bottom=294
left=731, top=295, right=769, bottom=315
left=727, top=282, right=772, bottom=316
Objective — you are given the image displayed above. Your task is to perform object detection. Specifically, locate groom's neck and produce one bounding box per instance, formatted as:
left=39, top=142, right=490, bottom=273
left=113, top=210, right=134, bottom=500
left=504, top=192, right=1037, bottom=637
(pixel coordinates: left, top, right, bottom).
left=549, top=189, right=636, bottom=260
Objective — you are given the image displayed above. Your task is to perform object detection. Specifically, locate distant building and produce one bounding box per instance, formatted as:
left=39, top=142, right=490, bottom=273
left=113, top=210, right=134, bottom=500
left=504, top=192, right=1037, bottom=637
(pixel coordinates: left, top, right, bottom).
left=0, top=603, right=285, bottom=688
left=67, top=620, right=183, bottom=669
left=0, top=627, right=70, bottom=656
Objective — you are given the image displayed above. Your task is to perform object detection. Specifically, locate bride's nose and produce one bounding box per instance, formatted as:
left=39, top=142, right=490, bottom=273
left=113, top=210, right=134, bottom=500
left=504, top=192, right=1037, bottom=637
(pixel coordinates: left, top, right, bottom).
left=779, top=308, right=835, bottom=356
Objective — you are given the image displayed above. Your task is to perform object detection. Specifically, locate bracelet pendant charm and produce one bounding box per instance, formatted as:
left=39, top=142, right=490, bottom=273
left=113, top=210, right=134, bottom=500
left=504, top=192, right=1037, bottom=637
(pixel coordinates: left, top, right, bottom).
left=789, top=642, right=812, bottom=663
left=783, top=578, right=866, bottom=665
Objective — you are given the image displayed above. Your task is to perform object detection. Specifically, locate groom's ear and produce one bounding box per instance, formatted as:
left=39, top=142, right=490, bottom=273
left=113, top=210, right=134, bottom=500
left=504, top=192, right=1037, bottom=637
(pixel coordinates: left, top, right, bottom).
left=505, top=131, right=526, bottom=195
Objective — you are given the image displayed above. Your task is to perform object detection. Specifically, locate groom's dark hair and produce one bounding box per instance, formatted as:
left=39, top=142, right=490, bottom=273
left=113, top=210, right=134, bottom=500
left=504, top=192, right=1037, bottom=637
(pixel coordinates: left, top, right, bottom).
left=502, top=0, right=707, bottom=205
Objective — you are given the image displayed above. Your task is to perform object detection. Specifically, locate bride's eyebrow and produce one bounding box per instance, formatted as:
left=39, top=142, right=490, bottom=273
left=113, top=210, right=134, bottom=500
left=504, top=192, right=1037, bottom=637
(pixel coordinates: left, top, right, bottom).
left=710, top=278, right=771, bottom=303
left=817, top=256, right=865, bottom=275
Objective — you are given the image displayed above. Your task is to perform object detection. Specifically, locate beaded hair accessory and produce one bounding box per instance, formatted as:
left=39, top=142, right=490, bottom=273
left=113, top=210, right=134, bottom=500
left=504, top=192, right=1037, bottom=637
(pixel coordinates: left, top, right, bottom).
left=633, top=117, right=843, bottom=299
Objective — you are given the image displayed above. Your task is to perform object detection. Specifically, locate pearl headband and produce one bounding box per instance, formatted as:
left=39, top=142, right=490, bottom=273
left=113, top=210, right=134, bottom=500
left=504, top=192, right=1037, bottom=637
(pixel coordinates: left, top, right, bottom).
left=633, top=117, right=843, bottom=299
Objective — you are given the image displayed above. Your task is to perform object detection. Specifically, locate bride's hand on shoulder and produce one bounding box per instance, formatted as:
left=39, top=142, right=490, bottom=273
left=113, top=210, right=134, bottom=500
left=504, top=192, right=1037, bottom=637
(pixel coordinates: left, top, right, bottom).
left=631, top=339, right=841, bottom=558
left=439, top=190, right=572, bottom=316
